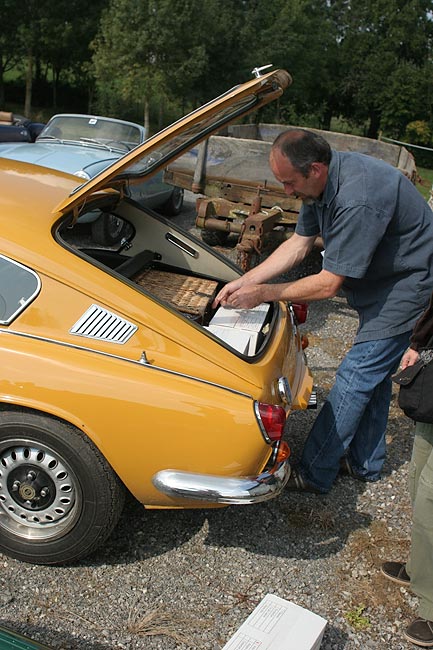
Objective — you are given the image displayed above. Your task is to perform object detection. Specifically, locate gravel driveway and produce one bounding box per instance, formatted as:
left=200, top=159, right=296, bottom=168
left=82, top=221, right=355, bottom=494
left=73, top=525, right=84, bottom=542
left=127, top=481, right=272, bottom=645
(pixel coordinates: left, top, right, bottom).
left=0, top=193, right=418, bottom=649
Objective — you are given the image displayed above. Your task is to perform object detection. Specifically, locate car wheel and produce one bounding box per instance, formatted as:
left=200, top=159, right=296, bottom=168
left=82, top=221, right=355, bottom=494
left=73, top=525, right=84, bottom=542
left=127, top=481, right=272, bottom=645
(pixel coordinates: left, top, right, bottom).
left=0, top=410, right=125, bottom=565
left=91, top=213, right=129, bottom=246
left=201, top=228, right=230, bottom=247
left=162, top=187, right=184, bottom=216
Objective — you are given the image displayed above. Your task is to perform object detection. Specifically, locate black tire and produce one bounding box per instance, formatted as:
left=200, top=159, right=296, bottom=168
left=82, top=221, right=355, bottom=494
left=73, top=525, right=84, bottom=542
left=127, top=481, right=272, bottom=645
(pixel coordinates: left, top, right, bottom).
left=0, top=410, right=125, bottom=565
left=91, top=213, right=129, bottom=246
left=162, top=187, right=184, bottom=216
left=201, top=228, right=230, bottom=247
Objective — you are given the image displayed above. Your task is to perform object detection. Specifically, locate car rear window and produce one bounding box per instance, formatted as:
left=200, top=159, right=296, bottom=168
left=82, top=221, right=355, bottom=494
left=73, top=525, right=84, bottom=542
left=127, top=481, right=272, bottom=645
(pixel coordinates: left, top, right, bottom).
left=0, top=255, right=41, bottom=324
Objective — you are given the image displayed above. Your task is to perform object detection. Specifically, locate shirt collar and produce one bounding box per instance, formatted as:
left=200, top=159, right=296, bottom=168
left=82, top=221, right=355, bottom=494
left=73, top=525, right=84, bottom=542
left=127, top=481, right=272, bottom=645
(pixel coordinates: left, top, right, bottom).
left=316, top=150, right=339, bottom=208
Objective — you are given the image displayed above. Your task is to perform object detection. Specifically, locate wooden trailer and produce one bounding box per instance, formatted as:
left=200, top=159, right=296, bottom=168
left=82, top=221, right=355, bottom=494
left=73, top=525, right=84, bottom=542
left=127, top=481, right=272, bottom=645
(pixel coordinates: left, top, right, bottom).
left=165, top=123, right=417, bottom=270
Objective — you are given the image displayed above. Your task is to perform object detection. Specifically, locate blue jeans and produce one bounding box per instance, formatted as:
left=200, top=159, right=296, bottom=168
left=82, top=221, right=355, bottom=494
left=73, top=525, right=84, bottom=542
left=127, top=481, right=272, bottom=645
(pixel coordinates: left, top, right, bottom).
left=299, top=331, right=411, bottom=493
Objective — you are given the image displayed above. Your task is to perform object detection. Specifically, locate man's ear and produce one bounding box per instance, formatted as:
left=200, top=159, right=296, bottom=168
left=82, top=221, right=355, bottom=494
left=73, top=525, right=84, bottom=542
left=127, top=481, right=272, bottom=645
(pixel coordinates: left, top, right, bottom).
left=309, top=162, right=325, bottom=176
left=309, top=162, right=328, bottom=182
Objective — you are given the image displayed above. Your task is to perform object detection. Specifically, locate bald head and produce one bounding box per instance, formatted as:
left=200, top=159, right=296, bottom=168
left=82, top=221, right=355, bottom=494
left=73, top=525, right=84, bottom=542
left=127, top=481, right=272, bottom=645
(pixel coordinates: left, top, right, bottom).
left=269, top=129, right=330, bottom=202
left=271, top=129, right=331, bottom=177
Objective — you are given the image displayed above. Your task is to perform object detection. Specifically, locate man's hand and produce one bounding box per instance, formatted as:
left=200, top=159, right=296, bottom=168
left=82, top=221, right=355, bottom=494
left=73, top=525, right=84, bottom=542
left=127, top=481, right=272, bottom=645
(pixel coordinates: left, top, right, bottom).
left=212, top=278, right=242, bottom=309
left=400, top=348, right=420, bottom=369
left=218, top=284, right=267, bottom=310
left=212, top=278, right=246, bottom=308
left=212, top=233, right=317, bottom=310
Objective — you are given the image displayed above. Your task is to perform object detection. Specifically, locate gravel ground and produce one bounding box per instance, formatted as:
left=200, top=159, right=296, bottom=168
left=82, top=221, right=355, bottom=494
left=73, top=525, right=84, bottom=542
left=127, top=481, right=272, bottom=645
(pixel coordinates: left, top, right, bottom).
left=0, top=193, right=419, bottom=649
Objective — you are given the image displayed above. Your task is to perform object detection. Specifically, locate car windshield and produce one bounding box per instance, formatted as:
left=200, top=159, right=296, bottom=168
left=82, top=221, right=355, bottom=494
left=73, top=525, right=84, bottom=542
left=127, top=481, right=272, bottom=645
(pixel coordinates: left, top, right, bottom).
left=38, top=116, right=143, bottom=151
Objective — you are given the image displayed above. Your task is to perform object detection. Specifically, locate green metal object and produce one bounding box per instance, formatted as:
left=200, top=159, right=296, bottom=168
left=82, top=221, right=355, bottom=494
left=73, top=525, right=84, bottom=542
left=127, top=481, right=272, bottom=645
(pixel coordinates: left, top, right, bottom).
left=0, top=626, right=52, bottom=650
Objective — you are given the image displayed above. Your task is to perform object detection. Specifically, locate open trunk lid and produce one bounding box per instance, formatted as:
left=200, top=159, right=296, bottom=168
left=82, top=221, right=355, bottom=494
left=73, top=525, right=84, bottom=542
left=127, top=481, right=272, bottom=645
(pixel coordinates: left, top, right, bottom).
left=53, top=69, right=291, bottom=217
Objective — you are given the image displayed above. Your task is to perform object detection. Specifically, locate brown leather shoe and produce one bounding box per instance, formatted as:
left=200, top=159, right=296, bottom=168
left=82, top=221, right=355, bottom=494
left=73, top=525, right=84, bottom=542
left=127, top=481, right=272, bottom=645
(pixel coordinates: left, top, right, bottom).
left=339, top=456, right=369, bottom=482
left=339, top=456, right=355, bottom=476
left=380, top=561, right=410, bottom=586
left=404, top=618, right=433, bottom=647
left=285, top=468, right=324, bottom=494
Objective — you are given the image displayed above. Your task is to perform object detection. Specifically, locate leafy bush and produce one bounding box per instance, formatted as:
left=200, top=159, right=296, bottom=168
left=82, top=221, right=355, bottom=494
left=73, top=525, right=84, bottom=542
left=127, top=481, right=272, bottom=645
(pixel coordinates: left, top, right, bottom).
left=404, top=122, right=433, bottom=169
left=405, top=121, right=432, bottom=146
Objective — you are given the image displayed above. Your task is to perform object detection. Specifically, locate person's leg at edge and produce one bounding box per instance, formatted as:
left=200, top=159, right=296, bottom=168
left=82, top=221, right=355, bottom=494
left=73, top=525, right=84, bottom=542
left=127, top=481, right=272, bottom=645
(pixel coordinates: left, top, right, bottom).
left=299, top=332, right=410, bottom=493
left=406, top=422, right=433, bottom=624
left=347, top=330, right=410, bottom=479
left=346, top=375, right=394, bottom=481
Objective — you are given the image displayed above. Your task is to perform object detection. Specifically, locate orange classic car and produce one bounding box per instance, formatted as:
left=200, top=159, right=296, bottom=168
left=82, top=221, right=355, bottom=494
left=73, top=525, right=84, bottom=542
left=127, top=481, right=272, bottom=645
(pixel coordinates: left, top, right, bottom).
left=0, top=68, right=314, bottom=565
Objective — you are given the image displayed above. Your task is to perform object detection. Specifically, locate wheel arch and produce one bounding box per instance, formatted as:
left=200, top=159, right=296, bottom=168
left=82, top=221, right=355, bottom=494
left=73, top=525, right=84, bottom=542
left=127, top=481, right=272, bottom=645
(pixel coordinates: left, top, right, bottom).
left=0, top=400, right=118, bottom=481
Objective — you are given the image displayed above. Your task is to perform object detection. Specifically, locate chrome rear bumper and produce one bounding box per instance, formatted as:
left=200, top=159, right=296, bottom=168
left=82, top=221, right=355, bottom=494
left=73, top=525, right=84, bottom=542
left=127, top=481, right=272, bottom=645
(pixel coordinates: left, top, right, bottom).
left=152, top=459, right=291, bottom=505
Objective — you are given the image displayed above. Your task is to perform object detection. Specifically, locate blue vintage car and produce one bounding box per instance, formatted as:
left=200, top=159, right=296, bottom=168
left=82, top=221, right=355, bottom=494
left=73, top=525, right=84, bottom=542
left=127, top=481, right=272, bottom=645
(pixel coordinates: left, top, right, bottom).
left=0, top=113, right=184, bottom=244
left=0, top=111, right=45, bottom=143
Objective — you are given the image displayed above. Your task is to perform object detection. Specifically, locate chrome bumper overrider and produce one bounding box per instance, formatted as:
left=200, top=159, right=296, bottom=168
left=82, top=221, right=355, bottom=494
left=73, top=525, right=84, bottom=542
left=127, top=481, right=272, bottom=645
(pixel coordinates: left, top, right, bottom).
left=307, top=389, right=317, bottom=409
left=152, top=460, right=291, bottom=505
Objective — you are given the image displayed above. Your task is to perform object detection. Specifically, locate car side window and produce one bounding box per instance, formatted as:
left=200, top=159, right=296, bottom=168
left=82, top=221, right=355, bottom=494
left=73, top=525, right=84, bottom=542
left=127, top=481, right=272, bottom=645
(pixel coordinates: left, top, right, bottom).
left=0, top=255, right=41, bottom=324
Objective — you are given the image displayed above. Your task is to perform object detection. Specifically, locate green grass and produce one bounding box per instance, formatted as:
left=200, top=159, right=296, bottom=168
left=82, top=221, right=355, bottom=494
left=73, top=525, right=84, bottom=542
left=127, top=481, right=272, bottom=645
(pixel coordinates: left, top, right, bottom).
left=417, top=167, right=433, bottom=201
left=344, top=605, right=371, bottom=631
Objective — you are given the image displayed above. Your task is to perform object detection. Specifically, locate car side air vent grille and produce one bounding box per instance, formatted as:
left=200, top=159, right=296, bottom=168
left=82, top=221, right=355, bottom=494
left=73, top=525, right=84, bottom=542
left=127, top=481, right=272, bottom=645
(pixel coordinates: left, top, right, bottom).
left=70, top=304, right=137, bottom=344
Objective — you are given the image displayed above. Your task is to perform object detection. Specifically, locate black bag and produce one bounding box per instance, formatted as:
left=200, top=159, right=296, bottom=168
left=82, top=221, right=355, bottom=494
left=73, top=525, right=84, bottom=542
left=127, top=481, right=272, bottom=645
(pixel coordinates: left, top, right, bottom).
left=392, top=346, right=433, bottom=423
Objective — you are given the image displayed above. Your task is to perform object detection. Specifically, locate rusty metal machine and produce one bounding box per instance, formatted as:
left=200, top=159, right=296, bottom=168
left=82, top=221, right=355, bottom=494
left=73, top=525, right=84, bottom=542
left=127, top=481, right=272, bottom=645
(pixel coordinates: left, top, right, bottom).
left=165, top=123, right=416, bottom=271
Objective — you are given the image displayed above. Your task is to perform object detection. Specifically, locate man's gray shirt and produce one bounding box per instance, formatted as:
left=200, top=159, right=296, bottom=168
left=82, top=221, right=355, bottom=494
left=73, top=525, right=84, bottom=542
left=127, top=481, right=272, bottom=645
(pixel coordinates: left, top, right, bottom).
left=295, top=150, right=433, bottom=342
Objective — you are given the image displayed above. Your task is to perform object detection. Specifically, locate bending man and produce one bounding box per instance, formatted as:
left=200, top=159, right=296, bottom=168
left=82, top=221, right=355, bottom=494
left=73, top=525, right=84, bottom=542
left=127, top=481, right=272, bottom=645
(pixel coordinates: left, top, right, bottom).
left=213, top=128, right=433, bottom=494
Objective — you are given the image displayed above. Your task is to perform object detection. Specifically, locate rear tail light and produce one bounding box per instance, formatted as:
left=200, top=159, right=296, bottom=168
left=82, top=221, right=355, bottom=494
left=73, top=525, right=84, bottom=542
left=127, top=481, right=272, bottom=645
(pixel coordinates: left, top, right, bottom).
left=292, top=302, right=308, bottom=324
left=255, top=402, right=286, bottom=443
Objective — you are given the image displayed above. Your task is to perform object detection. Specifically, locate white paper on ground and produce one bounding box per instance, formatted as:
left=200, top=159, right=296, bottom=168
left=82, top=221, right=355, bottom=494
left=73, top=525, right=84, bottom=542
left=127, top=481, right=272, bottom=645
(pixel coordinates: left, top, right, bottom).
left=221, top=593, right=327, bottom=650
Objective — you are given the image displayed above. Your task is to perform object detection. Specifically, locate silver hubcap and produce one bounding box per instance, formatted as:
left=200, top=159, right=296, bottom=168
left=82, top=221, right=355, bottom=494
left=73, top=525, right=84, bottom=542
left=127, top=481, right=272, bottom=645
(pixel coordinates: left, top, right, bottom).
left=0, top=443, right=79, bottom=540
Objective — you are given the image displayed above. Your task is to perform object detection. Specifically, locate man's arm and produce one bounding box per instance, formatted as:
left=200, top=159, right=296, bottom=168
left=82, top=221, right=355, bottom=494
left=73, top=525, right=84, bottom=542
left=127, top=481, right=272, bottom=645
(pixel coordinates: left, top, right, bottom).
left=219, top=269, right=345, bottom=310
left=243, top=232, right=316, bottom=283
left=213, top=233, right=316, bottom=307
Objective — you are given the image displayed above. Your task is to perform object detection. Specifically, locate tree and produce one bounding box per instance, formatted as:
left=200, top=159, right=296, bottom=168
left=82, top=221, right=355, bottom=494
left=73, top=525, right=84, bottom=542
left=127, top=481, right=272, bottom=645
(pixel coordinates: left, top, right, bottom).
left=92, top=0, right=252, bottom=132
left=38, top=0, right=107, bottom=110
left=240, top=0, right=344, bottom=128
left=2, top=0, right=431, bottom=147
left=93, top=0, right=209, bottom=132
left=0, top=0, right=22, bottom=107
left=1, top=0, right=106, bottom=116
left=337, top=0, right=433, bottom=138
left=12, top=0, right=54, bottom=117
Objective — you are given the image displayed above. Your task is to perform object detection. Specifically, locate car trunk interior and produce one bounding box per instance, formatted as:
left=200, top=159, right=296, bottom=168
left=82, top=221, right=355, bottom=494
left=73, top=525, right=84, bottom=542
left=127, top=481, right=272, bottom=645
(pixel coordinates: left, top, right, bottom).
left=58, top=203, right=276, bottom=356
